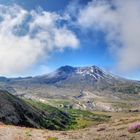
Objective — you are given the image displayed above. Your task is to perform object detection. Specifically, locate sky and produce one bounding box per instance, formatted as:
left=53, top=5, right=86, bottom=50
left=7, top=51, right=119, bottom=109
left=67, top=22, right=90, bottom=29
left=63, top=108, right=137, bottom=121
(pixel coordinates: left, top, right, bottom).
left=0, top=0, right=140, bottom=80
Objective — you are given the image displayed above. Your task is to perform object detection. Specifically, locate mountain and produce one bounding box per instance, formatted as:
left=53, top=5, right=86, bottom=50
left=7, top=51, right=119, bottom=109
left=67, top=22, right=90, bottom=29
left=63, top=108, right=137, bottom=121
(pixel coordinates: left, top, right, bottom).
left=28, top=65, right=140, bottom=94
left=39, top=65, right=121, bottom=85
left=0, top=65, right=140, bottom=100
left=35, top=65, right=115, bottom=84
left=0, top=90, right=73, bottom=130
left=4, top=65, right=128, bottom=85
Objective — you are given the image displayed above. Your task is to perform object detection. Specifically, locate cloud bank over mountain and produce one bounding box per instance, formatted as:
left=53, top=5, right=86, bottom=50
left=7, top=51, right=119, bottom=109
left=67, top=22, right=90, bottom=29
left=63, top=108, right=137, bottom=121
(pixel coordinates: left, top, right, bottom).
left=0, top=0, right=140, bottom=77
left=77, top=0, right=140, bottom=72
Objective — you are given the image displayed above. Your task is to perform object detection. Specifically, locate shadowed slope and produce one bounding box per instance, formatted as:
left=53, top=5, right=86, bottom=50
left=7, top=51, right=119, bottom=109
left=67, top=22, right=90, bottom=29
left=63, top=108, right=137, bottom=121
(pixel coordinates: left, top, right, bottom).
left=0, top=90, right=73, bottom=130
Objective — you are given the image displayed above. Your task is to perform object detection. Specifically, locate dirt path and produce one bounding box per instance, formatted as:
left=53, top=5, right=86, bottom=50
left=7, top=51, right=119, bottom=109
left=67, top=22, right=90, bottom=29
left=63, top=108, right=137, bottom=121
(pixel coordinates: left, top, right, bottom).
left=0, top=112, right=140, bottom=140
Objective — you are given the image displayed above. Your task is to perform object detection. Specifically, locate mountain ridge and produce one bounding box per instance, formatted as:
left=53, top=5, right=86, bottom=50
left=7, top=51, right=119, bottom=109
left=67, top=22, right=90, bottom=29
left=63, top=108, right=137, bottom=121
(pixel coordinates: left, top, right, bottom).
left=0, top=65, right=137, bottom=82
left=0, top=65, right=140, bottom=98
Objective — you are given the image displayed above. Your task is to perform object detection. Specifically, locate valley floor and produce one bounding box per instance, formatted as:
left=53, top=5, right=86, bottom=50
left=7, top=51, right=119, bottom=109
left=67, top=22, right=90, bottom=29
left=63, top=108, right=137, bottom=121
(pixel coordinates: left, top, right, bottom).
left=0, top=112, right=140, bottom=140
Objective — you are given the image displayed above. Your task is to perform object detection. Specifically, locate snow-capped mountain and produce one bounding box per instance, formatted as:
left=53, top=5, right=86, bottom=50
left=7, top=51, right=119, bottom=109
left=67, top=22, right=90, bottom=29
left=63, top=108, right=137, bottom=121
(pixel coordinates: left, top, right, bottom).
left=0, top=65, right=140, bottom=98
left=39, top=65, right=119, bottom=84
left=76, top=66, right=112, bottom=79
left=49, top=65, right=111, bottom=79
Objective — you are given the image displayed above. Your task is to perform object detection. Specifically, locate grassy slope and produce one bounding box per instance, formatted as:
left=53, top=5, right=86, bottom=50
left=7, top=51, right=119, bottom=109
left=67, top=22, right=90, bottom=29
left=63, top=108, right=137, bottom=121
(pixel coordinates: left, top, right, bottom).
left=0, top=90, right=74, bottom=130
left=26, top=100, right=75, bottom=130
left=26, top=99, right=110, bottom=130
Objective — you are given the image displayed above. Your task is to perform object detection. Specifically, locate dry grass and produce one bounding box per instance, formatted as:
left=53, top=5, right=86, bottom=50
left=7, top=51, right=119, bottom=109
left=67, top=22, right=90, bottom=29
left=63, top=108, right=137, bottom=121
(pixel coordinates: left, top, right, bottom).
left=0, top=112, right=140, bottom=140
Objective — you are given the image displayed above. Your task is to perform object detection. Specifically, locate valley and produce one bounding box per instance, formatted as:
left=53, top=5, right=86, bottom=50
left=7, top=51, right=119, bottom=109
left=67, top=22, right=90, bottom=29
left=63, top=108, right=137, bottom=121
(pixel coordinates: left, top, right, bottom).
left=0, top=0, right=139, bottom=139
left=0, top=66, right=140, bottom=139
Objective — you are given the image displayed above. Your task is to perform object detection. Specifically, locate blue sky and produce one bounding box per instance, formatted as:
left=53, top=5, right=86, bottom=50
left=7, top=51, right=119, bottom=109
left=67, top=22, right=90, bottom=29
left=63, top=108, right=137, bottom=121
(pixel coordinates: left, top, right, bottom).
left=0, top=0, right=69, bottom=11
left=0, top=0, right=140, bottom=80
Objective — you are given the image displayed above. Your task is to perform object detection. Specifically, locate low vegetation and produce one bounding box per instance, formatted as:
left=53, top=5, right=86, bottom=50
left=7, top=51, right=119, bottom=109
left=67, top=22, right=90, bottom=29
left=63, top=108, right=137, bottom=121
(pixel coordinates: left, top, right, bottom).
left=128, top=123, right=140, bottom=133
left=112, top=85, right=140, bottom=94
left=47, top=137, right=58, bottom=140
left=67, top=109, right=111, bottom=129
left=26, top=99, right=111, bottom=130
left=26, top=99, right=75, bottom=130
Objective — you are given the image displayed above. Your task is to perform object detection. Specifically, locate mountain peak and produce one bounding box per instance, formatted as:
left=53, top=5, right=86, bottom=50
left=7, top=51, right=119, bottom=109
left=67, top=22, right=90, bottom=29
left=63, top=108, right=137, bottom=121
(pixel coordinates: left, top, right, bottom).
left=75, top=66, right=106, bottom=79
left=54, top=65, right=108, bottom=80
left=57, top=65, right=102, bottom=72
left=57, top=65, right=76, bottom=74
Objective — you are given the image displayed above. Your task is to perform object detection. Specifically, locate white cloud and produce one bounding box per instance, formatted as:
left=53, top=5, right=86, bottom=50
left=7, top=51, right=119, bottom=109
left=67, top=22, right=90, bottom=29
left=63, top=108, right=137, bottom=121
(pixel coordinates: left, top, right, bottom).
left=77, top=0, right=140, bottom=72
left=78, top=1, right=118, bottom=30
left=0, top=5, right=79, bottom=76
left=54, top=28, right=79, bottom=49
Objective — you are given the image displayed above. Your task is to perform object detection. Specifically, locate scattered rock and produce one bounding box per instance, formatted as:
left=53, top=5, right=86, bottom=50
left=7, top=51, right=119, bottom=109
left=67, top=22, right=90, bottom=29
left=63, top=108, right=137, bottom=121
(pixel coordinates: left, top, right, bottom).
left=120, top=134, right=127, bottom=137
left=129, top=109, right=139, bottom=112
left=97, top=127, right=106, bottom=132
